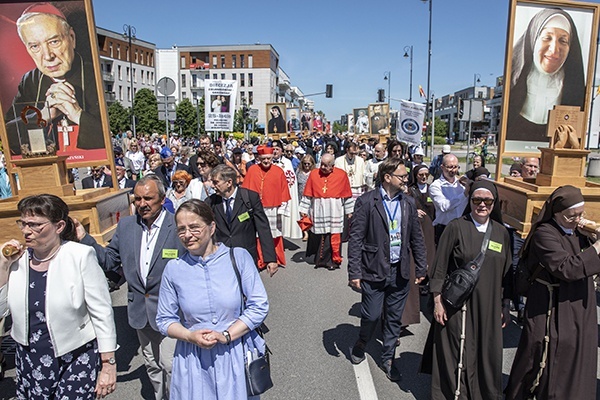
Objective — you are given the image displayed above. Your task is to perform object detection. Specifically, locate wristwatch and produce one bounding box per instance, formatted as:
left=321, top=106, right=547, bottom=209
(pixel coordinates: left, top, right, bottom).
left=223, top=330, right=232, bottom=345
left=102, top=357, right=116, bottom=365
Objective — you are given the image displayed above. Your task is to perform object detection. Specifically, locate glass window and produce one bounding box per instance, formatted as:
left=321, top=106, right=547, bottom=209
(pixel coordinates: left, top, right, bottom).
left=232, top=55, right=236, bottom=68
left=181, top=74, right=186, bottom=88
left=126, top=67, right=130, bottom=82
left=119, top=86, right=123, bottom=101
left=127, top=86, right=131, bottom=101
left=133, top=68, right=137, bottom=83
left=135, top=49, right=138, bottom=63
left=213, top=73, right=217, bottom=79
left=221, top=55, right=225, bottom=68
left=232, top=73, right=236, bottom=81
left=248, top=54, right=253, bottom=68
left=118, top=65, right=122, bottom=80
left=117, top=44, right=121, bottom=59
left=181, top=56, right=186, bottom=68
left=249, top=91, right=253, bottom=105
left=221, top=73, right=225, bottom=80
left=240, top=73, right=245, bottom=87
left=109, top=42, right=113, bottom=57
left=248, top=73, right=253, bottom=87
left=240, top=55, right=245, bottom=68
left=212, top=55, right=217, bottom=68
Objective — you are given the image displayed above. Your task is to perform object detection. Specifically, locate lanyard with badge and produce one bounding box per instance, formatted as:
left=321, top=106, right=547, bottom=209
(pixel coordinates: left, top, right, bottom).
left=383, top=198, right=401, bottom=247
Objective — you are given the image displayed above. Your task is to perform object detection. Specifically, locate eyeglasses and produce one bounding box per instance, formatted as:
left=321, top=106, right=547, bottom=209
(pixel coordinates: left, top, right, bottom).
left=443, top=165, right=459, bottom=170
left=391, top=174, right=409, bottom=180
left=302, top=162, right=312, bottom=166
left=16, top=220, right=51, bottom=232
left=197, top=162, right=207, bottom=167
left=471, top=198, right=494, bottom=206
left=417, top=173, right=430, bottom=178
left=176, top=224, right=209, bottom=237
left=172, top=180, right=186, bottom=186
left=562, top=211, right=586, bottom=223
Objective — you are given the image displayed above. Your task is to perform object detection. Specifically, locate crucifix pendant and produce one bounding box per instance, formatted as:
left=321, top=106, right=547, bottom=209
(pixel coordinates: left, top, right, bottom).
left=322, top=185, right=327, bottom=193
left=60, top=117, right=73, bottom=147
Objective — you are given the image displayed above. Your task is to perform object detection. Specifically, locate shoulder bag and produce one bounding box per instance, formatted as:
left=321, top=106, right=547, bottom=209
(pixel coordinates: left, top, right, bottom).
left=230, top=248, right=273, bottom=396
left=441, top=220, right=493, bottom=309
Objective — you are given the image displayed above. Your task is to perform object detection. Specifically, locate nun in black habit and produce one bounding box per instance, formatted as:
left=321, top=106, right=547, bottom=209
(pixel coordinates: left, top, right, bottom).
left=420, top=180, right=512, bottom=400
left=505, top=185, right=600, bottom=400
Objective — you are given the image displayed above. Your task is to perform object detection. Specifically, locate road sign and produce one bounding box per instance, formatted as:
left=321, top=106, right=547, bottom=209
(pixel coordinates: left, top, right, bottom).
left=249, top=108, right=259, bottom=118
left=157, top=102, right=176, bottom=111
left=157, top=96, right=176, bottom=104
left=157, top=77, right=176, bottom=96
left=158, top=111, right=176, bottom=121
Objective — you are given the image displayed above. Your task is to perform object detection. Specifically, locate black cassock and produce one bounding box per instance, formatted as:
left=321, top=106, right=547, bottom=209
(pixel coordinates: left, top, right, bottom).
left=420, top=215, right=511, bottom=400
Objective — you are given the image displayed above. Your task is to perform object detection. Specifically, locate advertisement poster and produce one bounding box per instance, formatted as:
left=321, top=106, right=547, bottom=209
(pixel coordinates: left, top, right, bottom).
left=397, top=100, right=425, bottom=146
left=205, top=79, right=238, bottom=132
left=0, top=0, right=111, bottom=166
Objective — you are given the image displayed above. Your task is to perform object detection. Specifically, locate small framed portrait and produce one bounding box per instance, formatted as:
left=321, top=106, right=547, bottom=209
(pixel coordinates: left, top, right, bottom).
left=353, top=108, right=369, bottom=134
left=266, top=102, right=286, bottom=135
left=300, top=111, right=312, bottom=133
left=287, top=107, right=301, bottom=133
left=500, top=0, right=600, bottom=155
left=0, top=0, right=111, bottom=167
left=368, top=103, right=390, bottom=135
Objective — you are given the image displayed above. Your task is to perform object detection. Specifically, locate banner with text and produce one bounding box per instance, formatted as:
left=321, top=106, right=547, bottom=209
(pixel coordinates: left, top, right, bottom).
left=397, top=100, right=425, bottom=146
left=205, top=80, right=238, bottom=132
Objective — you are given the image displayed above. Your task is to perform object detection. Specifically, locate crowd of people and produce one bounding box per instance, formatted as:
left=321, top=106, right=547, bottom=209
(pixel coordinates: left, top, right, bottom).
left=0, top=126, right=598, bottom=399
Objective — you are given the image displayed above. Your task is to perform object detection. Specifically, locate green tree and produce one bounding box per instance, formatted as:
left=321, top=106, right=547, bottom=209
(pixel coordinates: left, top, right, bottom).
left=133, top=88, right=161, bottom=134
left=233, top=107, right=245, bottom=133
left=196, top=97, right=205, bottom=134
left=176, top=98, right=198, bottom=137
left=332, top=121, right=347, bottom=134
left=107, top=101, right=129, bottom=135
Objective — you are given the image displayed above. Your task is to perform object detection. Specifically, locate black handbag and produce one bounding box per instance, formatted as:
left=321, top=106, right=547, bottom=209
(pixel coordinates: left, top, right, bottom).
left=441, top=221, right=493, bottom=309
left=230, top=248, right=273, bottom=396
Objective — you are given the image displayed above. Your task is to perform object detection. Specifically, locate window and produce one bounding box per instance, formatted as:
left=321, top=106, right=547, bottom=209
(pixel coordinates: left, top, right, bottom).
left=192, top=74, right=197, bottom=87
left=240, top=91, right=245, bottom=102
left=221, top=73, right=225, bottom=80
left=117, top=44, right=121, bottom=59
left=126, top=47, right=129, bottom=62
left=127, top=86, right=131, bottom=102
left=213, top=73, right=217, bottom=79
left=232, top=73, right=236, bottom=81
left=248, top=73, right=253, bottom=87
left=205, top=73, right=209, bottom=79
left=182, top=92, right=187, bottom=99
left=240, top=73, right=245, bottom=87
left=181, top=56, right=186, bottom=68
left=119, top=85, right=123, bottom=101
left=135, top=49, right=138, bottom=63
left=249, top=91, right=253, bottom=105
left=109, top=42, right=113, bottom=57
left=181, top=74, right=186, bottom=88
left=117, top=65, right=121, bottom=80
left=147, top=71, right=150, bottom=84
left=232, top=55, right=236, bottom=68
left=150, top=72, right=154, bottom=83
left=140, top=52, right=144, bottom=65
left=212, top=55, right=217, bottom=68
left=126, top=67, right=130, bottom=82
left=248, top=54, right=253, bottom=68
left=141, top=71, right=144, bottom=84
left=133, top=68, right=137, bottom=83
left=240, top=55, right=245, bottom=68
left=221, top=55, right=225, bottom=68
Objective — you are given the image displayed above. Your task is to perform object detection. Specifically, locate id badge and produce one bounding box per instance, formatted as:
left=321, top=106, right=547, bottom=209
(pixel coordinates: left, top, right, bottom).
left=389, top=225, right=401, bottom=247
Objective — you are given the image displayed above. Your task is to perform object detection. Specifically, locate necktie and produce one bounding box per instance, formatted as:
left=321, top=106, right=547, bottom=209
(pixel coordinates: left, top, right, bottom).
left=225, top=198, right=232, bottom=224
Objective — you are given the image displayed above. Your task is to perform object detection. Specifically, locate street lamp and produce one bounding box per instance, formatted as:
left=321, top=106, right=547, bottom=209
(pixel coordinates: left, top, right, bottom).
left=403, top=45, right=413, bottom=101
left=123, top=24, right=136, bottom=135
left=422, top=0, right=433, bottom=156
left=383, top=71, right=391, bottom=105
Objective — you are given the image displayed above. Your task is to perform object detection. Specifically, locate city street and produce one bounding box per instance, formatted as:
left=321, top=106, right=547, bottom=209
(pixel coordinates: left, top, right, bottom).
left=1, top=237, right=599, bottom=399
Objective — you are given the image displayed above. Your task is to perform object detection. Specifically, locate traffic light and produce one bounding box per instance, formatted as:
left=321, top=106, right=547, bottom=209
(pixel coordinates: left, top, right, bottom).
left=325, top=84, right=333, bottom=98
left=243, top=107, right=249, bottom=118
left=378, top=89, right=385, bottom=103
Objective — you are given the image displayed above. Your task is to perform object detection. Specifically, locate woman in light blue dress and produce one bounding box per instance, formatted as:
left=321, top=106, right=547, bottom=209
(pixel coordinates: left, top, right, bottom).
left=156, top=199, right=269, bottom=399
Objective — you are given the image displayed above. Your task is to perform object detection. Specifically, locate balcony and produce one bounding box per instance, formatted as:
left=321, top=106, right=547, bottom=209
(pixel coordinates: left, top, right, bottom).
left=104, top=91, right=116, bottom=102
left=102, top=72, right=115, bottom=82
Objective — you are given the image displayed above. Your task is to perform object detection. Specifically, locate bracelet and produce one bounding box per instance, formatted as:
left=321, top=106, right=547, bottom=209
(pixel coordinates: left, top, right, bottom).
left=223, top=330, right=231, bottom=345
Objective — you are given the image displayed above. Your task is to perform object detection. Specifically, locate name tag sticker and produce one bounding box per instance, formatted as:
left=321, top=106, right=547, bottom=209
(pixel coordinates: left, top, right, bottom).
left=488, top=241, right=502, bottom=253
left=162, top=249, right=178, bottom=259
left=426, top=197, right=433, bottom=203
left=238, top=212, right=250, bottom=222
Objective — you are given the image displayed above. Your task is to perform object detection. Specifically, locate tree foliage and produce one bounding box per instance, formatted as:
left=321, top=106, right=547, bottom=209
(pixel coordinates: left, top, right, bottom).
left=107, top=101, right=129, bottom=135
left=133, top=88, right=161, bottom=134
left=176, top=98, right=199, bottom=137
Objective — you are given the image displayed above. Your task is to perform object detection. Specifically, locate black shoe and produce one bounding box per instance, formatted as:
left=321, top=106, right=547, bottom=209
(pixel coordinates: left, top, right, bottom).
left=350, top=341, right=366, bottom=364
left=380, top=359, right=401, bottom=382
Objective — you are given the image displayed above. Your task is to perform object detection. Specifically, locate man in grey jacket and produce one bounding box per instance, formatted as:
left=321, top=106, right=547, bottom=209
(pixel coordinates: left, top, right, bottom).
left=78, top=174, right=184, bottom=400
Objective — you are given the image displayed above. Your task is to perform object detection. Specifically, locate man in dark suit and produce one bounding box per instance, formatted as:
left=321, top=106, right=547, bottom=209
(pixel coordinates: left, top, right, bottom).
left=81, top=165, right=113, bottom=189
left=78, top=174, right=184, bottom=400
left=114, top=157, right=136, bottom=193
left=205, top=164, right=278, bottom=277
left=348, top=157, right=427, bottom=381
left=153, top=147, right=191, bottom=189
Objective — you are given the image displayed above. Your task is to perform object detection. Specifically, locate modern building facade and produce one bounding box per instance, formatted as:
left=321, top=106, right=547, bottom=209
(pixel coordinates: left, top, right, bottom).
left=96, top=27, right=157, bottom=109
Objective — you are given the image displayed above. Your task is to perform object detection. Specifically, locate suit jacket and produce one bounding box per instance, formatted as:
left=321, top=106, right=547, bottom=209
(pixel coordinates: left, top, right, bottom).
left=81, top=211, right=185, bottom=331
left=81, top=174, right=113, bottom=189
left=348, top=187, right=427, bottom=282
left=205, top=187, right=276, bottom=265
left=118, top=177, right=137, bottom=194
left=153, top=162, right=192, bottom=189
left=0, top=242, right=117, bottom=357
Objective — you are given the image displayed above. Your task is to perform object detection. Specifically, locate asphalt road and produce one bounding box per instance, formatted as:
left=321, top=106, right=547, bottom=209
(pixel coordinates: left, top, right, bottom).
left=0, top=238, right=599, bottom=399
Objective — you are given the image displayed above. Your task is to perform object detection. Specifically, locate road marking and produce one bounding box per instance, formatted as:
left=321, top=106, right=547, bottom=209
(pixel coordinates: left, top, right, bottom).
left=352, top=360, right=378, bottom=400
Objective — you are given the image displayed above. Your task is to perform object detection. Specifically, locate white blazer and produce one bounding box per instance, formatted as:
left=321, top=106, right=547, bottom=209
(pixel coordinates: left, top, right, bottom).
left=0, top=241, right=117, bottom=357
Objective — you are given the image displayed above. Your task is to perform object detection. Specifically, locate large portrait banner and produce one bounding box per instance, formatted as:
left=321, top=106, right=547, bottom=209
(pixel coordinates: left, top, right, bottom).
left=0, top=0, right=111, bottom=166
left=205, top=79, right=237, bottom=132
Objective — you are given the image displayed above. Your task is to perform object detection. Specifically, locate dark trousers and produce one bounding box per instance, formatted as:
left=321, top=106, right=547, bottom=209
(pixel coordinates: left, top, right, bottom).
left=434, top=224, right=446, bottom=246
left=358, top=264, right=410, bottom=362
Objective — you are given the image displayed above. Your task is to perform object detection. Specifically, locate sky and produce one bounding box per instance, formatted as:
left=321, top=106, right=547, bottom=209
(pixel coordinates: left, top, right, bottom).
left=92, top=0, right=599, bottom=121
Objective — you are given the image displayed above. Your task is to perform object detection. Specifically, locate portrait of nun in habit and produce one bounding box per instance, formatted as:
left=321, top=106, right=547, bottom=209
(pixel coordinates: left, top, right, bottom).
left=506, top=7, right=585, bottom=143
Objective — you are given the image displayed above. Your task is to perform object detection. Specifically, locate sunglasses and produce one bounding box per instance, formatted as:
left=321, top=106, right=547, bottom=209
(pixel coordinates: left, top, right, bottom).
left=197, top=162, right=207, bottom=167
left=471, top=198, right=494, bottom=206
